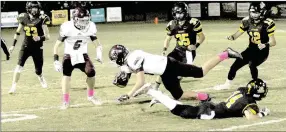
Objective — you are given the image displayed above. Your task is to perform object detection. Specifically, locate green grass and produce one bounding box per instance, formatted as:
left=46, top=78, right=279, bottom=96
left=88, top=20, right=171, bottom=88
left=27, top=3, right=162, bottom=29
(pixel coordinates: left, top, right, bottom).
left=1, top=20, right=286, bottom=131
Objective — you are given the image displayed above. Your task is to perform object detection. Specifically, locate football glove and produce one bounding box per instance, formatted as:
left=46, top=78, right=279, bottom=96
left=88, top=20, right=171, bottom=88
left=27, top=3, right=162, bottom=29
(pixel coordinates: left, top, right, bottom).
left=117, top=94, right=130, bottom=102
left=226, top=35, right=235, bottom=41
left=96, top=45, right=103, bottom=63
left=53, top=60, right=62, bottom=72
left=258, top=107, right=270, bottom=117
left=258, top=43, right=269, bottom=50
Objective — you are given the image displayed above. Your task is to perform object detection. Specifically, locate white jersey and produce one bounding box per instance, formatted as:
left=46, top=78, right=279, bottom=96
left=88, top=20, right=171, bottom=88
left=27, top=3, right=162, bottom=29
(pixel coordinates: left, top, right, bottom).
left=120, top=50, right=168, bottom=75
left=59, top=20, right=97, bottom=55
left=59, top=21, right=97, bottom=65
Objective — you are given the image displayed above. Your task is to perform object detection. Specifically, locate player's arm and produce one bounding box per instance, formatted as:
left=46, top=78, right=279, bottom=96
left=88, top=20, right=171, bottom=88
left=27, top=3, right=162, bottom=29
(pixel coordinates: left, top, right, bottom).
left=267, top=20, right=276, bottom=47
left=128, top=71, right=145, bottom=97
left=53, top=25, right=66, bottom=72
left=9, top=23, right=24, bottom=53
left=34, top=15, right=51, bottom=42
left=227, top=19, right=248, bottom=41
left=42, top=25, right=50, bottom=40
left=163, top=21, right=174, bottom=56
left=243, top=104, right=270, bottom=120
left=191, top=19, right=205, bottom=50
left=90, top=35, right=103, bottom=63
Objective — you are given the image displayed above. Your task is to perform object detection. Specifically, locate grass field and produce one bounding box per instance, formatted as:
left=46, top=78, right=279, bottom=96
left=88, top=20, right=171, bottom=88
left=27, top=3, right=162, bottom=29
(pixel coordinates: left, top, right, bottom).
left=1, top=20, right=286, bottom=131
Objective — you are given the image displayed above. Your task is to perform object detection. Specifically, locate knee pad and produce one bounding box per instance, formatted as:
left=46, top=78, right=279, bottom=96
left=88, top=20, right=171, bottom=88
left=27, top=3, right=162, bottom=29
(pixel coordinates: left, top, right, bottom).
left=86, top=69, right=96, bottom=77
left=14, top=65, right=23, bottom=73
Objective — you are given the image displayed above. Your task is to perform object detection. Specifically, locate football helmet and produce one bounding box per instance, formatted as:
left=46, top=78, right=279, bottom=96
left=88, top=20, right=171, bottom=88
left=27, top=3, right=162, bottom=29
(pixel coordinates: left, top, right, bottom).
left=246, top=78, right=268, bottom=100
left=72, top=7, right=91, bottom=30
left=26, top=1, right=42, bottom=17
left=113, top=71, right=131, bottom=88
left=249, top=2, right=267, bottom=24
left=109, top=44, right=129, bottom=66
left=172, top=2, right=189, bottom=21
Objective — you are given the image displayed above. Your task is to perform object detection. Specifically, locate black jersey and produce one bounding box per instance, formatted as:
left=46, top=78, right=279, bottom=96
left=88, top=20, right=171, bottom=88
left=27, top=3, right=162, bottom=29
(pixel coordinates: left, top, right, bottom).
left=166, top=18, right=202, bottom=51
left=214, top=87, right=260, bottom=118
left=17, top=13, right=50, bottom=48
left=239, top=17, right=275, bottom=49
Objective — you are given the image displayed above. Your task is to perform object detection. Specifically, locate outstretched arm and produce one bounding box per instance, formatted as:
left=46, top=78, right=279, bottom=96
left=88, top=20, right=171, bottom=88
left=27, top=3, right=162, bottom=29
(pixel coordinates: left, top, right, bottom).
left=9, top=23, right=24, bottom=54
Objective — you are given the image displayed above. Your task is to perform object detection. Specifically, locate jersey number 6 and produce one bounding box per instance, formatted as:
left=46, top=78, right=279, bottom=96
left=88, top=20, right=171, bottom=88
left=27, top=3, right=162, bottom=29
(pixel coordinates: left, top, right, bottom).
left=176, top=33, right=191, bottom=46
left=73, top=40, right=82, bottom=50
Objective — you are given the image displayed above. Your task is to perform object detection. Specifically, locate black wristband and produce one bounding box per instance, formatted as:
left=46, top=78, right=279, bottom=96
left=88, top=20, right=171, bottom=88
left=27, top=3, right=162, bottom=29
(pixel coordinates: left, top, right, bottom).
left=163, top=47, right=167, bottom=51
left=54, top=54, right=59, bottom=61
left=16, top=32, right=20, bottom=35
left=195, top=43, right=201, bottom=48
left=40, top=36, right=46, bottom=41
left=13, top=39, right=17, bottom=46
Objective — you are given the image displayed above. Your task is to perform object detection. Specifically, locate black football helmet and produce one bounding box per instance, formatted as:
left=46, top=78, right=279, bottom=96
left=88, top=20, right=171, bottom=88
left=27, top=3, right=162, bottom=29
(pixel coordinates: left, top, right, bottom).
left=172, top=2, right=189, bottom=21
left=249, top=2, right=267, bottom=24
left=113, top=71, right=131, bottom=88
left=26, top=1, right=42, bottom=17
left=72, top=7, right=91, bottom=30
left=245, top=79, right=268, bottom=100
left=109, top=44, right=129, bottom=66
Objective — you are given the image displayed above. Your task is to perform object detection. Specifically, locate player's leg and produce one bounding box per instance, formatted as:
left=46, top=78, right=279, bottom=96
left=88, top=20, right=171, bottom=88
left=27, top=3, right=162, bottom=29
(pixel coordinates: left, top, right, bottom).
left=32, top=49, right=47, bottom=88
left=1, top=39, right=10, bottom=60
left=80, top=54, right=101, bottom=105
left=214, top=49, right=250, bottom=90
left=61, top=55, right=74, bottom=109
left=249, top=49, right=269, bottom=80
left=9, top=48, right=30, bottom=94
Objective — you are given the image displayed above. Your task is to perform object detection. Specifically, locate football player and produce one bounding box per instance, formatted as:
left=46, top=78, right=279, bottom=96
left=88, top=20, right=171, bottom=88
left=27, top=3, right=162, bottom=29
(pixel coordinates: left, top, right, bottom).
left=109, top=44, right=242, bottom=103
left=8, top=1, right=50, bottom=94
left=135, top=79, right=270, bottom=120
left=53, top=6, right=103, bottom=109
left=153, top=2, right=205, bottom=106
left=1, top=38, right=10, bottom=60
left=214, top=2, right=276, bottom=90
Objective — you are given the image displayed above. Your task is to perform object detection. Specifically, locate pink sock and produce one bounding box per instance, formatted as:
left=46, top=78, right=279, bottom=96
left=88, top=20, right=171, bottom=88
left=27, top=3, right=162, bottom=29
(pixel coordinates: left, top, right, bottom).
left=63, top=94, right=70, bottom=103
left=197, top=93, right=208, bottom=101
left=88, top=89, right=94, bottom=97
left=218, top=51, right=228, bottom=61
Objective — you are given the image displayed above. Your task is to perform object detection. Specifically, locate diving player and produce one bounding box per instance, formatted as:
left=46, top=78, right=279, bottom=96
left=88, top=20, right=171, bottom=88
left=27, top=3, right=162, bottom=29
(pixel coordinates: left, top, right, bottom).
left=8, top=1, right=50, bottom=94
left=109, top=44, right=242, bottom=103
left=214, top=2, right=276, bottom=90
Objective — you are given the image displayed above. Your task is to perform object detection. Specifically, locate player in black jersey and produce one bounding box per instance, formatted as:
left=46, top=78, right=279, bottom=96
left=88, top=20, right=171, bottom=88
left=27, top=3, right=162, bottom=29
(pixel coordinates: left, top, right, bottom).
left=1, top=38, right=10, bottom=60
left=152, top=2, right=206, bottom=106
left=135, top=79, right=270, bottom=120
left=8, top=1, right=51, bottom=94
left=214, top=2, right=276, bottom=90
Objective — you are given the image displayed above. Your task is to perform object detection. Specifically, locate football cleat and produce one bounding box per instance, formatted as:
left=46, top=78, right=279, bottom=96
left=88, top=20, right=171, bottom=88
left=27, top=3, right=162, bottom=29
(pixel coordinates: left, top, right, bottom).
left=38, top=76, right=47, bottom=88
left=88, top=96, right=102, bottom=105
left=117, top=94, right=130, bottom=103
left=149, top=98, right=160, bottom=107
left=225, top=47, right=243, bottom=59
left=60, top=102, right=70, bottom=110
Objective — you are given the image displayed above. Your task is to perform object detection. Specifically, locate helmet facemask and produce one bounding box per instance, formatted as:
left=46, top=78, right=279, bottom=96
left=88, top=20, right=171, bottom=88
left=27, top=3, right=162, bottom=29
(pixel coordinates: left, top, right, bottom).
left=246, top=79, right=268, bottom=101
left=74, top=16, right=90, bottom=30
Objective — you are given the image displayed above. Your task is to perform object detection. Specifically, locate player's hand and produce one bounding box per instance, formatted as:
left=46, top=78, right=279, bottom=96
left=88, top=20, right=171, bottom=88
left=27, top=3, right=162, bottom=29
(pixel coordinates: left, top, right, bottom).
left=53, top=61, right=62, bottom=72
left=226, top=35, right=234, bottom=41
left=258, top=43, right=268, bottom=50
left=96, top=45, right=103, bottom=64
left=9, top=46, right=15, bottom=54
left=117, top=94, right=130, bottom=103
left=33, top=36, right=41, bottom=42
left=260, top=107, right=270, bottom=116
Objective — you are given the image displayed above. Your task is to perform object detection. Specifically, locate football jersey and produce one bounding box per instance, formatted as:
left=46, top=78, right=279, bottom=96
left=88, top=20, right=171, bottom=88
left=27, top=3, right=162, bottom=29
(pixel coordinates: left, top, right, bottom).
left=166, top=17, right=202, bottom=51
left=239, top=17, right=275, bottom=49
left=59, top=21, right=97, bottom=55
left=17, top=13, right=51, bottom=48
left=214, top=87, right=259, bottom=118
left=120, top=50, right=168, bottom=75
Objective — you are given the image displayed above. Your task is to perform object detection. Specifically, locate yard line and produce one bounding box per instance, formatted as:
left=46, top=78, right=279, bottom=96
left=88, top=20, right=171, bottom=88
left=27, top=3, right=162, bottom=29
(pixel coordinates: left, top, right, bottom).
left=209, top=118, right=286, bottom=131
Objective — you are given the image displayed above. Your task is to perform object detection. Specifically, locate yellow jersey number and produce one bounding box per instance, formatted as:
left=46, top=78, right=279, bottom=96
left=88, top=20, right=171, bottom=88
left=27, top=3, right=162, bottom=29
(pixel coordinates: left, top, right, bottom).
left=225, top=91, right=243, bottom=108
left=175, top=33, right=190, bottom=46
left=24, top=26, right=38, bottom=37
left=249, top=31, right=261, bottom=44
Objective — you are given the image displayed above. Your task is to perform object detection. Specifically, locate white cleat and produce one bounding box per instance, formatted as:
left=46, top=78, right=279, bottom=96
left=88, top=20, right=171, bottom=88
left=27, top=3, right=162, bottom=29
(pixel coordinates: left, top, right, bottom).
left=149, top=98, right=160, bottom=107
left=8, top=87, right=16, bottom=94
left=133, top=83, right=152, bottom=97
left=88, top=96, right=102, bottom=105
left=60, top=102, right=70, bottom=110
left=38, top=76, right=48, bottom=88
left=213, top=83, right=231, bottom=90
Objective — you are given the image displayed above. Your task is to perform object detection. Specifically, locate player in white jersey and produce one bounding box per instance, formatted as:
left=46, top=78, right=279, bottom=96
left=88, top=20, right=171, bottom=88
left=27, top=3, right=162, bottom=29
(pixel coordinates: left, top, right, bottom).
left=109, top=44, right=243, bottom=103
left=53, top=7, right=102, bottom=109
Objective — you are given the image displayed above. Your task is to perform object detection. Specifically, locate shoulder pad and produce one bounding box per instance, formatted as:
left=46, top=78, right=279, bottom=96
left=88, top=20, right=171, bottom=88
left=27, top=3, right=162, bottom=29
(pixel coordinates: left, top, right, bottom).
left=17, top=13, right=28, bottom=24
left=242, top=16, right=249, bottom=21
left=264, top=18, right=274, bottom=26
left=167, top=20, right=174, bottom=26
left=40, top=14, right=48, bottom=19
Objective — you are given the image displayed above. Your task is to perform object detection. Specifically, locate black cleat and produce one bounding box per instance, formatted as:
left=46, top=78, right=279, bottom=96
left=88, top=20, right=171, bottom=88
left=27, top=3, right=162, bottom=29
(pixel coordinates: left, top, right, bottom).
left=6, top=55, right=10, bottom=60
left=225, top=47, right=243, bottom=59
